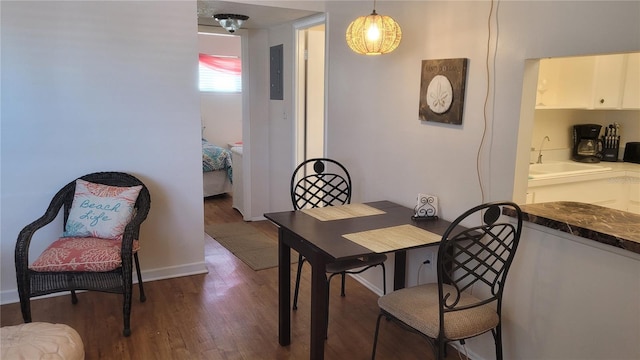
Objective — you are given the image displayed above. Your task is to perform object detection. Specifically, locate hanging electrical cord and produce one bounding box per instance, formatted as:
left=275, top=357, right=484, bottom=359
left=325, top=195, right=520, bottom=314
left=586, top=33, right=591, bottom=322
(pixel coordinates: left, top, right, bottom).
left=417, top=261, right=426, bottom=285
left=457, top=341, right=470, bottom=360
left=416, top=256, right=433, bottom=285
left=476, top=0, right=498, bottom=204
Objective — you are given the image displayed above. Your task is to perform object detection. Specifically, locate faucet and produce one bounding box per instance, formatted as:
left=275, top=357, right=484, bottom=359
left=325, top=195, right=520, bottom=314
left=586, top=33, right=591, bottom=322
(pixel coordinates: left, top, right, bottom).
left=537, top=136, right=550, bottom=164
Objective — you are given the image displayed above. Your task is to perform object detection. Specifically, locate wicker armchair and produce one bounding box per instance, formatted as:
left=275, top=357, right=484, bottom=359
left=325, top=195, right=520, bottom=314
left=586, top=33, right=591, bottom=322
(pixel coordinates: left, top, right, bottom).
left=15, top=172, right=151, bottom=337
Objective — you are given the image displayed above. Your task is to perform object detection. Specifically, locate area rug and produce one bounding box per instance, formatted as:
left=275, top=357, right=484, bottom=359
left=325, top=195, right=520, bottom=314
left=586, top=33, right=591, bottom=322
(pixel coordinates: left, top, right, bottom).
left=205, top=222, right=296, bottom=271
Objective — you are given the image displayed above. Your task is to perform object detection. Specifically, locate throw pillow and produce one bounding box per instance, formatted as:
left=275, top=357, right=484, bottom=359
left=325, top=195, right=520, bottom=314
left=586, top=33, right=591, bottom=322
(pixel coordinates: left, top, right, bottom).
left=63, top=179, right=142, bottom=240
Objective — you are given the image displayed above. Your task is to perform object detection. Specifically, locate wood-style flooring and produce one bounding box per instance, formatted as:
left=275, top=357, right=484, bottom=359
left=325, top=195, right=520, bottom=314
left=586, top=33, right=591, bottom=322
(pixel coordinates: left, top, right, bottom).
left=1, top=194, right=461, bottom=359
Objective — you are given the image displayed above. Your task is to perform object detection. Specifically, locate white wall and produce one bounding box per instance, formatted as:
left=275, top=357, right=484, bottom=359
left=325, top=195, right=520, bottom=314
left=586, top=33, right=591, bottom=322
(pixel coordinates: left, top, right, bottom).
left=266, top=23, right=297, bottom=215
left=1, top=1, right=206, bottom=303
left=245, top=28, right=272, bottom=221
left=197, top=29, right=243, bottom=147
left=260, top=1, right=640, bottom=359
left=504, top=224, right=640, bottom=359
left=200, top=92, right=243, bottom=145
left=2, top=0, right=639, bottom=358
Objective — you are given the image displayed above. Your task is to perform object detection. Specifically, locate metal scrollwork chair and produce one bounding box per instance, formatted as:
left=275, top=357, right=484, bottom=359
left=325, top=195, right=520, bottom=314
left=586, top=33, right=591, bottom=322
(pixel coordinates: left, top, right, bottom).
left=290, top=158, right=388, bottom=330
left=15, top=172, right=151, bottom=337
left=371, top=201, right=523, bottom=360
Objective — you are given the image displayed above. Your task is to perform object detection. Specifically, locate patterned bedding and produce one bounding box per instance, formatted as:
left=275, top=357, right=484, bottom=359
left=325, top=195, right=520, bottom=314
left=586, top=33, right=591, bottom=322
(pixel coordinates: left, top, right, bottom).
left=202, top=139, right=232, bottom=182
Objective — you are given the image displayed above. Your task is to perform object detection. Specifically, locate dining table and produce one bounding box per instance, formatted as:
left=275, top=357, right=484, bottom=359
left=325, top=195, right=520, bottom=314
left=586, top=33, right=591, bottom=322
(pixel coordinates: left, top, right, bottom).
left=263, top=200, right=460, bottom=360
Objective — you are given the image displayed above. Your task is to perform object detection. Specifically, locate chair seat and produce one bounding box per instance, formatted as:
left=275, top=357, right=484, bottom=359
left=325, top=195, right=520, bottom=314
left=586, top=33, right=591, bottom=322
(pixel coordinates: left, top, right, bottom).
left=378, top=283, right=499, bottom=340
left=326, top=253, right=387, bottom=273
left=29, top=237, right=140, bottom=272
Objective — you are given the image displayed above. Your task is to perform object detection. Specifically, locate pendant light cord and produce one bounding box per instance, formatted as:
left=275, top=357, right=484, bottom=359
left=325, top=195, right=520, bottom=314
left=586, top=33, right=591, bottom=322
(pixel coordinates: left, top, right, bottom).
left=477, top=0, right=499, bottom=204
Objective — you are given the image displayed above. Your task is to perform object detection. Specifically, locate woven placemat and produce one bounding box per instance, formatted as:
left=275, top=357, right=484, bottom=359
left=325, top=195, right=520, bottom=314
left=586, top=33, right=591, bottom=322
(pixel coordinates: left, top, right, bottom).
left=301, top=203, right=386, bottom=221
left=342, top=224, right=441, bottom=253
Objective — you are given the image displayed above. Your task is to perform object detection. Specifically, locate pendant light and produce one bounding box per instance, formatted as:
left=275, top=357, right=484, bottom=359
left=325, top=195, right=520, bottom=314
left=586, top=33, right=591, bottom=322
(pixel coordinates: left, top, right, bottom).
left=345, top=0, right=402, bottom=55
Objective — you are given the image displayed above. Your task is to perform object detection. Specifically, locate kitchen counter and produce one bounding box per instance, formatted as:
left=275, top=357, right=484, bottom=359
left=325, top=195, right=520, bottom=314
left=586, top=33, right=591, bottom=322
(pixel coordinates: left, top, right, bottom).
left=504, top=201, right=640, bottom=255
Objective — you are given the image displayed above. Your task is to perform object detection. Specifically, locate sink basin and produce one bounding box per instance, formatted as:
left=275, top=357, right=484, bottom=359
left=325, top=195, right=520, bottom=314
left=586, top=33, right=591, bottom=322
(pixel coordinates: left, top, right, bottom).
left=529, top=161, right=612, bottom=179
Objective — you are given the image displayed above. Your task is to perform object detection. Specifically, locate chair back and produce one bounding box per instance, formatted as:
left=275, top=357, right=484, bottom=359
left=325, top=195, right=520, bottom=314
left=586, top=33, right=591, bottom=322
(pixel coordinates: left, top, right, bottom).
left=436, top=201, right=523, bottom=316
left=290, top=158, right=352, bottom=210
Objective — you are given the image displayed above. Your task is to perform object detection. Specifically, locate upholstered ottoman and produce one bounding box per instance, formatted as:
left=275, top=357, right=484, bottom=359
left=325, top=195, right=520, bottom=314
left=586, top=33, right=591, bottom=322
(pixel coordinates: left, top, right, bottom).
left=1, top=322, right=84, bottom=360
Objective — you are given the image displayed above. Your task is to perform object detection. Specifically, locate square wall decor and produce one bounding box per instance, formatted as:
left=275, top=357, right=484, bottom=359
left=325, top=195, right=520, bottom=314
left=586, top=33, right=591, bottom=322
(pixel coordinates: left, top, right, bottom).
left=419, top=58, right=468, bottom=125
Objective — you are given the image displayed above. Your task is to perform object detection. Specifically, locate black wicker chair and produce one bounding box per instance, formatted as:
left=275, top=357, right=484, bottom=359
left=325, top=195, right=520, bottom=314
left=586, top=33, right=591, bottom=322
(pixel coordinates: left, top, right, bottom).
left=291, top=158, right=387, bottom=332
left=372, top=201, right=523, bottom=360
left=15, top=172, right=151, bottom=337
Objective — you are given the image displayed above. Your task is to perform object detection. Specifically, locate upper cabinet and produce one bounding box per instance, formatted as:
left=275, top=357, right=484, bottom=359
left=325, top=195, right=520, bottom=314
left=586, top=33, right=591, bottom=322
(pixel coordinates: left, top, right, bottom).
left=536, top=53, right=640, bottom=110
left=591, top=55, right=625, bottom=109
left=622, top=53, right=640, bottom=109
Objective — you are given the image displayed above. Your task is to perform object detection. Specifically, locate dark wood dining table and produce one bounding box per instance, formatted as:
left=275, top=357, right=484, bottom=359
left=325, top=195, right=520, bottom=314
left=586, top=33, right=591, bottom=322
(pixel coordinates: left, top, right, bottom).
left=263, top=201, right=457, bottom=360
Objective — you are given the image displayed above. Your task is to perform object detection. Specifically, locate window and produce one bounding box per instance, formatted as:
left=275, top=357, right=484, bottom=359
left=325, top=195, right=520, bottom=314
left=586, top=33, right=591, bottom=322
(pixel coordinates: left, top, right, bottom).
left=199, top=53, right=242, bottom=92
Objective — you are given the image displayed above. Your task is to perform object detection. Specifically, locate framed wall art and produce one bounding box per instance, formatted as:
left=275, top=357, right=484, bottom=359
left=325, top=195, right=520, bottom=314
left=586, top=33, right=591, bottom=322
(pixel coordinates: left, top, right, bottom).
left=418, top=58, right=468, bottom=125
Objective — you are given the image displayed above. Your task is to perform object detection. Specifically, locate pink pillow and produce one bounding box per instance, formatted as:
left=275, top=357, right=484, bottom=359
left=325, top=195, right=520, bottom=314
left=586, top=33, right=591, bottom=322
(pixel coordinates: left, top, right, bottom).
left=29, top=237, right=140, bottom=272
left=63, top=179, right=142, bottom=240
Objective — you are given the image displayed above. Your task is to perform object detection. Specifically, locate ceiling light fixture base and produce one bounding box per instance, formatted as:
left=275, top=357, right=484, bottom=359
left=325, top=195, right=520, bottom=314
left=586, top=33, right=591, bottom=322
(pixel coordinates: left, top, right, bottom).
left=214, top=14, right=249, bottom=34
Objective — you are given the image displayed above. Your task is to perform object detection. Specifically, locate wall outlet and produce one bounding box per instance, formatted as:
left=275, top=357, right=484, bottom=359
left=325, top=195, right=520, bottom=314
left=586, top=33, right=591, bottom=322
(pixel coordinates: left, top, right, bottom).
left=422, top=251, right=435, bottom=269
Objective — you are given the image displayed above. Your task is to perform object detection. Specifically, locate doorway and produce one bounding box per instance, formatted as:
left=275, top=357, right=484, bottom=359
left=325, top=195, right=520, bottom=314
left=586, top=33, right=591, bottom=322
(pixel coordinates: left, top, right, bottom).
left=294, top=16, right=326, bottom=166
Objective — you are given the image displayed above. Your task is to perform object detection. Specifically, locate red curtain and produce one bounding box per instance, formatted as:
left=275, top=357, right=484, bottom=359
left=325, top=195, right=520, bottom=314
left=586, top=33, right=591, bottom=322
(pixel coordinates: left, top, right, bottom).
left=199, top=54, right=241, bottom=75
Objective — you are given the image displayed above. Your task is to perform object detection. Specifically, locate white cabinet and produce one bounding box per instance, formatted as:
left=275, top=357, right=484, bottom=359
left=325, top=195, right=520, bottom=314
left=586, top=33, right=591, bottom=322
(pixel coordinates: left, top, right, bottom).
left=527, top=174, right=640, bottom=214
left=528, top=177, right=627, bottom=211
left=537, top=56, right=592, bottom=108
left=536, top=53, right=638, bottom=110
left=622, top=53, right=640, bottom=109
left=627, top=176, right=640, bottom=213
left=591, top=54, right=625, bottom=109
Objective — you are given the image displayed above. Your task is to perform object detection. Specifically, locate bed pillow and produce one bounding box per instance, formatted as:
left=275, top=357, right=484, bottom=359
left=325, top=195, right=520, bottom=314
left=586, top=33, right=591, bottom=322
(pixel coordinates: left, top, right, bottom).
left=63, top=179, right=143, bottom=240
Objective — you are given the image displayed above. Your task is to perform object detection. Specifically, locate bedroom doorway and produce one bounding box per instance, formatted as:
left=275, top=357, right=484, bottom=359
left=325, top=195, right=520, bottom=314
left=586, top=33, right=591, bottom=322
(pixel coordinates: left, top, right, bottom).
left=294, top=16, right=326, bottom=166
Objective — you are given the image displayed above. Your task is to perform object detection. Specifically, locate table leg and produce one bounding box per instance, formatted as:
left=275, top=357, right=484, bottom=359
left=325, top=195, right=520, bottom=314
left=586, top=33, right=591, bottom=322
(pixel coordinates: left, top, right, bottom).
left=309, top=256, right=328, bottom=360
left=278, top=229, right=291, bottom=346
left=393, top=250, right=407, bottom=291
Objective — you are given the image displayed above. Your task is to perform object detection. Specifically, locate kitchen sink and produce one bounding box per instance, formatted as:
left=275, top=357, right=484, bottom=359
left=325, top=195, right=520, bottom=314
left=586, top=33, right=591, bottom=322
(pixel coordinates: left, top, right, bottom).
left=529, top=161, right=612, bottom=179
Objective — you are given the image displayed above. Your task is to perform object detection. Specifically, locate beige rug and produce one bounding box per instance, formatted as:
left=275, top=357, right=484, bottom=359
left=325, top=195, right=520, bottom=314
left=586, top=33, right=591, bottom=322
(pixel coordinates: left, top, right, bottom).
left=205, top=222, right=296, bottom=271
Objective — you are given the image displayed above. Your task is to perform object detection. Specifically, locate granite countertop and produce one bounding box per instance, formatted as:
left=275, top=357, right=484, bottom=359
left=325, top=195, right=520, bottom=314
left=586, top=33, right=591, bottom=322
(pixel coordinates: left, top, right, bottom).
left=503, top=201, right=640, bottom=255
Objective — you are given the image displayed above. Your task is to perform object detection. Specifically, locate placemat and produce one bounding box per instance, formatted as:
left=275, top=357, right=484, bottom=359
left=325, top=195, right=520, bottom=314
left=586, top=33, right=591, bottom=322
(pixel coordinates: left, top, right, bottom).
left=342, top=224, right=442, bottom=253
left=301, top=203, right=386, bottom=221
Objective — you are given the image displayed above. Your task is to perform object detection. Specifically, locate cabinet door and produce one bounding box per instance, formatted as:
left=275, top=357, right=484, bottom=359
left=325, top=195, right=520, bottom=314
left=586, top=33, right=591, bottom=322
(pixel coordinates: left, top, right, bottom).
left=591, top=54, right=625, bottom=109
left=537, top=54, right=636, bottom=110
left=528, top=177, right=627, bottom=211
left=537, top=57, right=594, bottom=109
left=622, top=53, right=640, bottom=109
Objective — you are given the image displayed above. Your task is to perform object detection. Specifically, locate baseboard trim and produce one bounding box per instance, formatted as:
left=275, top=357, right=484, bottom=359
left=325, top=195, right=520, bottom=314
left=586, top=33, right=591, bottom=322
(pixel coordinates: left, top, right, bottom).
left=0, top=262, right=208, bottom=305
left=351, top=273, right=384, bottom=297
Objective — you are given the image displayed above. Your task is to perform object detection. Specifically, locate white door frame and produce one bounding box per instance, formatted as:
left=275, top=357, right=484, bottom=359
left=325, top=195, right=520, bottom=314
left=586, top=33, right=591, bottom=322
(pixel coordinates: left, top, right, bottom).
left=293, top=14, right=327, bottom=168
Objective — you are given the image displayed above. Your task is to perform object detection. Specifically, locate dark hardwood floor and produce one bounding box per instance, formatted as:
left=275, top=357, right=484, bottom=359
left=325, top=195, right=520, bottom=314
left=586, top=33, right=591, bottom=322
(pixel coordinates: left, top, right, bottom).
left=1, top=194, right=460, bottom=359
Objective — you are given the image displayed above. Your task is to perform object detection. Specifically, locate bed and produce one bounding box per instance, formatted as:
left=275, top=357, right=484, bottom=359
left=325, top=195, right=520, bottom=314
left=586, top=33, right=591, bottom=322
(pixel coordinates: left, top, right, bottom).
left=202, top=139, right=233, bottom=197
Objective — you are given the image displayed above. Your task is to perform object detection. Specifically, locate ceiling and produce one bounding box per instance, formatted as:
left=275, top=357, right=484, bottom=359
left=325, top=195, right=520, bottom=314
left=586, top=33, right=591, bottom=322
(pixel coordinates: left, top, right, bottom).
left=197, top=1, right=320, bottom=30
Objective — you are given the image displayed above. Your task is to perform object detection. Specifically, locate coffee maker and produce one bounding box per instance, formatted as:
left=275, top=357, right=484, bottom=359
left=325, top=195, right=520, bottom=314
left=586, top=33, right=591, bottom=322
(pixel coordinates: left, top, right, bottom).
left=572, top=124, right=601, bottom=163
